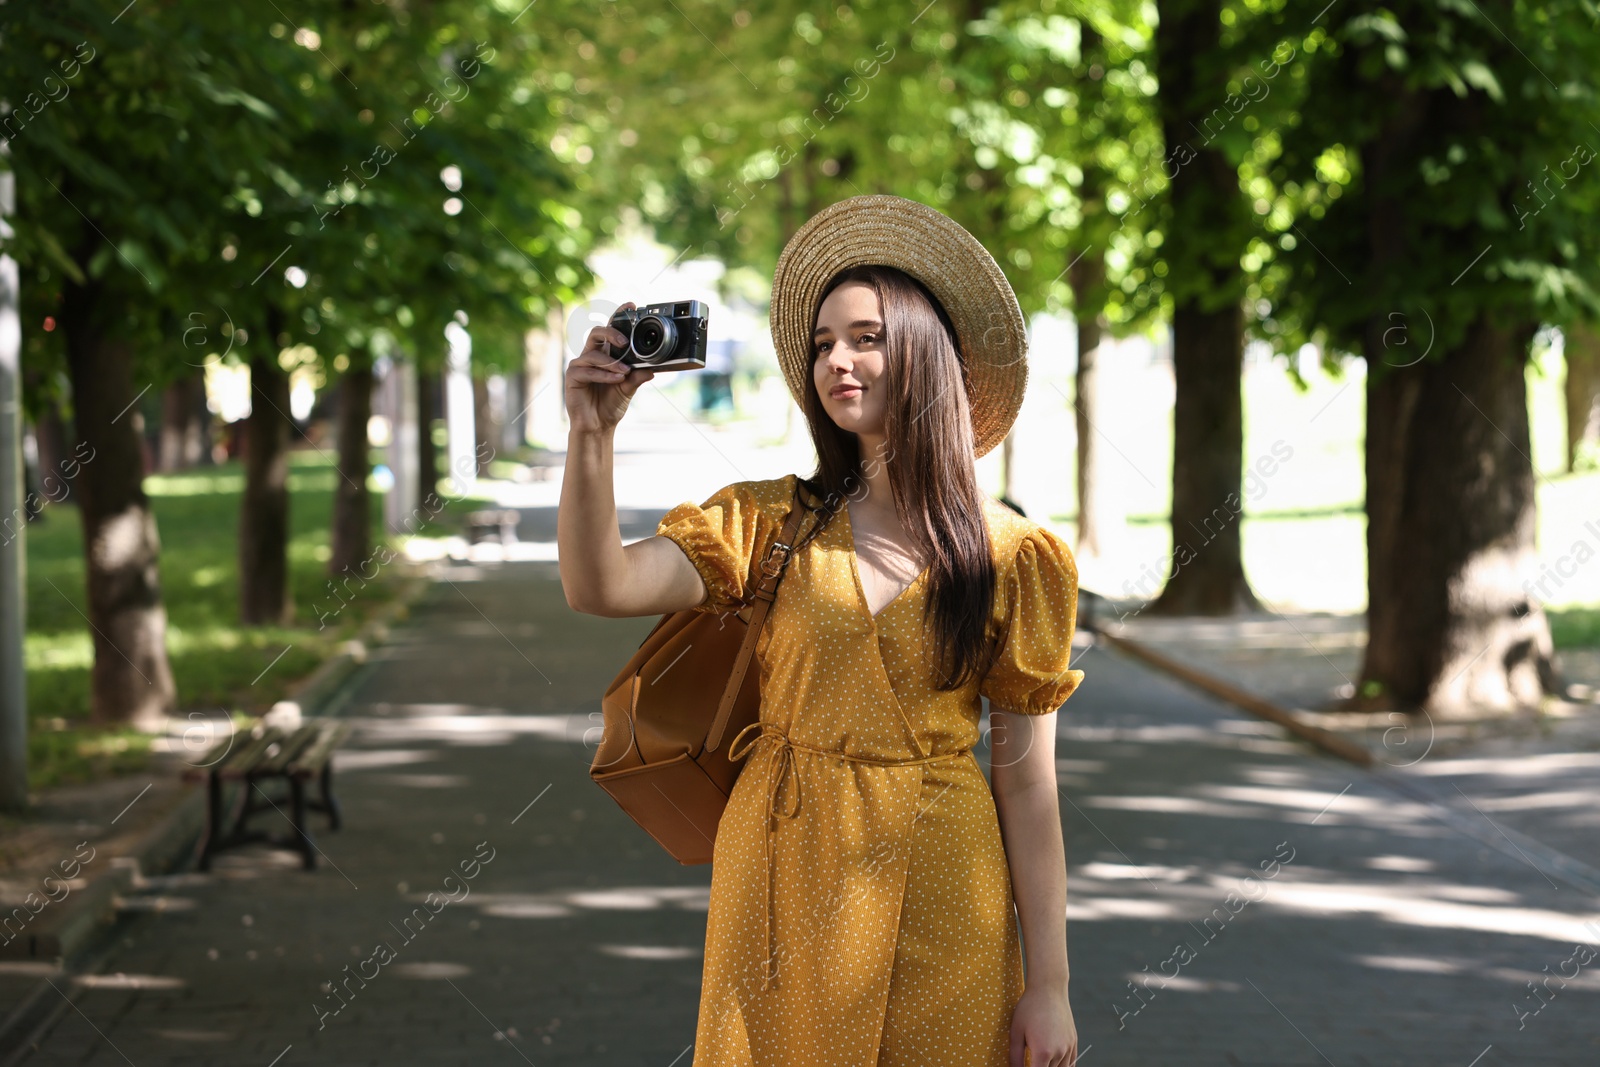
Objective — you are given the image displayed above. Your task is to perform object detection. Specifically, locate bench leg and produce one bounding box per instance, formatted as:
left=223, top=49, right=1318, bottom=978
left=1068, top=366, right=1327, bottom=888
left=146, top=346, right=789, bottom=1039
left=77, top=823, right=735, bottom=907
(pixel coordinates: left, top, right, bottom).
left=320, top=762, right=342, bottom=831
left=290, top=776, right=316, bottom=870
left=200, top=772, right=223, bottom=872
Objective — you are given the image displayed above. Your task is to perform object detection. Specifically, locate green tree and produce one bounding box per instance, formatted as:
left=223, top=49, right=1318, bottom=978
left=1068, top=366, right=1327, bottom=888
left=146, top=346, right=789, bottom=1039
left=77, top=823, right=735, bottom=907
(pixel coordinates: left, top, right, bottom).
left=251, top=3, right=591, bottom=583
left=2, top=0, right=323, bottom=724
left=577, top=0, right=1169, bottom=565
left=1274, top=0, right=1600, bottom=713
left=580, top=1, right=920, bottom=265
left=958, top=0, right=1164, bottom=550
left=1146, top=0, right=1274, bottom=613
left=2, top=0, right=592, bottom=723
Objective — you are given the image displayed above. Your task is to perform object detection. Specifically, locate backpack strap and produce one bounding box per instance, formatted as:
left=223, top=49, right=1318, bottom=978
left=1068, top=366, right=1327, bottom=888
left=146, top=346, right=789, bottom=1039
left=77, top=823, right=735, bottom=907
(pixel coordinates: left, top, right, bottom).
left=705, top=478, right=830, bottom=753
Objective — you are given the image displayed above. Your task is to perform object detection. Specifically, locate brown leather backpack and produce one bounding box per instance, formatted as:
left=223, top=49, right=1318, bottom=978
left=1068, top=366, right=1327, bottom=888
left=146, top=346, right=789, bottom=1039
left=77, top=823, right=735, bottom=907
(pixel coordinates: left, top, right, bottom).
left=589, top=478, right=834, bottom=864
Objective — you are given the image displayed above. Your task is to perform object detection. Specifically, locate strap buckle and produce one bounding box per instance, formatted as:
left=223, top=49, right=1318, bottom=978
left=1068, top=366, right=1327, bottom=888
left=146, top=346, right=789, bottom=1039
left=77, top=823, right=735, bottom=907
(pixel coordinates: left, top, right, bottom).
left=759, top=539, right=793, bottom=579
left=753, top=486, right=835, bottom=587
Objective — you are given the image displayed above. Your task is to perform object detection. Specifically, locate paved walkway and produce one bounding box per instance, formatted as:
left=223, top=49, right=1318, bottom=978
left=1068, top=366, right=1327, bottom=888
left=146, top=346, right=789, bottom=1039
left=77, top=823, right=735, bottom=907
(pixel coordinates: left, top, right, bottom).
left=14, top=559, right=1600, bottom=1066
left=1110, top=611, right=1600, bottom=872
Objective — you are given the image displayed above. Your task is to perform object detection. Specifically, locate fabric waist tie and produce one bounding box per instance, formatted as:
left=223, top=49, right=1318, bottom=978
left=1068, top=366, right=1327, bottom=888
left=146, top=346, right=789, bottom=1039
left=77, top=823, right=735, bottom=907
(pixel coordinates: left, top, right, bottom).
left=726, top=721, right=972, bottom=991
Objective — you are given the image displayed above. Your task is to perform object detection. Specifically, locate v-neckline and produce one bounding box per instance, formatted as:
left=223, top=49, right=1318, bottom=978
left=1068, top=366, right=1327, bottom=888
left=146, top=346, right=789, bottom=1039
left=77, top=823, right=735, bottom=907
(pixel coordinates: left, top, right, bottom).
left=842, top=500, right=929, bottom=624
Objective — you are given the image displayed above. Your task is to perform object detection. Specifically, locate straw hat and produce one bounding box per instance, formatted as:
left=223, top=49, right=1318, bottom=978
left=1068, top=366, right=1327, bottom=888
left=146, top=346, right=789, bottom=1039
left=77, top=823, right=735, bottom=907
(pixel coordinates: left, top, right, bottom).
left=769, top=194, right=1028, bottom=458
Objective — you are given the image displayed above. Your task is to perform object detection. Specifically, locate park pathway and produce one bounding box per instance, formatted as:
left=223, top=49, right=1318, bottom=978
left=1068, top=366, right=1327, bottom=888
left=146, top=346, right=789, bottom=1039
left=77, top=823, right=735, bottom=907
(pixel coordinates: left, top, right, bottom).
left=13, top=557, right=1600, bottom=1066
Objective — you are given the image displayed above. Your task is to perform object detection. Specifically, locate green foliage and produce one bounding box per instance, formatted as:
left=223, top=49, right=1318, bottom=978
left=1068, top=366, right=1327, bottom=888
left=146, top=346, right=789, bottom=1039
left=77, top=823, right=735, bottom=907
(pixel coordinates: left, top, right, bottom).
left=268, top=2, right=596, bottom=374
left=7, top=2, right=1597, bottom=748
left=1149, top=0, right=1305, bottom=327
left=1271, top=0, right=1600, bottom=359
left=562, top=1, right=929, bottom=271
left=4, top=1, right=315, bottom=396
left=0, top=0, right=596, bottom=405
left=963, top=0, right=1165, bottom=328
left=552, top=0, right=1170, bottom=336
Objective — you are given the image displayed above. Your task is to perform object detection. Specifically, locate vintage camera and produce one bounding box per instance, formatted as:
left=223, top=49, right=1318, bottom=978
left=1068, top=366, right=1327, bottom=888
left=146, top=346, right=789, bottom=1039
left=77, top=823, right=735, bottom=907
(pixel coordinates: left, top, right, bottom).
left=607, top=300, right=709, bottom=371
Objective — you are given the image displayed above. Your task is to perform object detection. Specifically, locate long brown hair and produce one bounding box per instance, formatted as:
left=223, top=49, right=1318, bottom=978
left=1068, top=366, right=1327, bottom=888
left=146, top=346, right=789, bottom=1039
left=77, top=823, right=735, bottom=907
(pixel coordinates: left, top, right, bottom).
left=800, top=264, right=999, bottom=691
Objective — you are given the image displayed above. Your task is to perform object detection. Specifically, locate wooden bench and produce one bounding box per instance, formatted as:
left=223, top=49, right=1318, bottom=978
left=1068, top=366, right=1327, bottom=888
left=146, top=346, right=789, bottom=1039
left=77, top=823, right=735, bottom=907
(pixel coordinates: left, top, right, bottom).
left=465, top=507, right=520, bottom=545
left=184, top=719, right=351, bottom=871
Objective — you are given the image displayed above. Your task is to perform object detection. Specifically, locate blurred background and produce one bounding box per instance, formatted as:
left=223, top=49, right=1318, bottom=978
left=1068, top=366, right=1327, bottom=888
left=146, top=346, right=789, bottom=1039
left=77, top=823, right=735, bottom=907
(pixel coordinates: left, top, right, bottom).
left=1, top=1, right=1598, bottom=1064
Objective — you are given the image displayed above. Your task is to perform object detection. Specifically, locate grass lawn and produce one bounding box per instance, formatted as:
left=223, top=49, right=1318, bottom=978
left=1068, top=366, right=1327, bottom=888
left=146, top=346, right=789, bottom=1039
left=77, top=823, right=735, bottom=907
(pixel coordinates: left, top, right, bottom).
left=1549, top=607, right=1600, bottom=649
left=21, top=449, right=470, bottom=790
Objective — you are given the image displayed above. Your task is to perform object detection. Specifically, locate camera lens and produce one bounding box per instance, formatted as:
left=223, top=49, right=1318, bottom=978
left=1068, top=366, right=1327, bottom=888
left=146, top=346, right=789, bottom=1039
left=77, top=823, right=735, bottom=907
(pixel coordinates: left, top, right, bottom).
left=630, top=314, right=677, bottom=363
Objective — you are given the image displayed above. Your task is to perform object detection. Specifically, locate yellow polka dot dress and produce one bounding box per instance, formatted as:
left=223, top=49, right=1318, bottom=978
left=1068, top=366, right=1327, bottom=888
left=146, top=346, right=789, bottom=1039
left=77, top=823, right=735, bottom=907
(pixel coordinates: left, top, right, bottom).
left=653, top=473, right=1085, bottom=1067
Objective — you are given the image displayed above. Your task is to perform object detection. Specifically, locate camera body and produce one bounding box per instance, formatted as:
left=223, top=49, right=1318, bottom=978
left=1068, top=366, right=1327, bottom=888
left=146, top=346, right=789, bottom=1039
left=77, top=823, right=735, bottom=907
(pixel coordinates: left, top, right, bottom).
left=607, top=300, right=710, bottom=371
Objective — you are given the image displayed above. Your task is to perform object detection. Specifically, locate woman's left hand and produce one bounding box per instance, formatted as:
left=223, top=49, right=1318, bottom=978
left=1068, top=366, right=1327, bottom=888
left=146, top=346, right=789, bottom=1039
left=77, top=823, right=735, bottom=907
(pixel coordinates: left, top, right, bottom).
left=1010, top=982, right=1078, bottom=1067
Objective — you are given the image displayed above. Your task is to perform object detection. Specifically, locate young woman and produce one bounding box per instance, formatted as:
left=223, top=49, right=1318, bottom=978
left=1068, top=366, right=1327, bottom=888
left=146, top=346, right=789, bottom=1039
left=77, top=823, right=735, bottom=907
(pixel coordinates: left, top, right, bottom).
left=559, top=195, right=1083, bottom=1067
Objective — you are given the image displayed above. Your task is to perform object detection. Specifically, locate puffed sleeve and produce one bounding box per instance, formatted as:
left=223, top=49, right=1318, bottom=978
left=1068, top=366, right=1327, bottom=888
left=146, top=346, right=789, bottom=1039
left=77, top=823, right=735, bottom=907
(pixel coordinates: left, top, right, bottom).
left=654, top=480, right=775, bottom=615
left=979, top=524, right=1085, bottom=715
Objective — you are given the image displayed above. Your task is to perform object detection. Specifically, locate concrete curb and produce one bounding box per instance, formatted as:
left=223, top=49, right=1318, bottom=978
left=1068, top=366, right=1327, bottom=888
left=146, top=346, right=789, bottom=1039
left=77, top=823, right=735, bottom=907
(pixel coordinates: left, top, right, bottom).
left=1085, top=623, right=1377, bottom=768
left=11, top=785, right=208, bottom=961
left=10, top=571, right=430, bottom=966
left=1077, top=600, right=1600, bottom=901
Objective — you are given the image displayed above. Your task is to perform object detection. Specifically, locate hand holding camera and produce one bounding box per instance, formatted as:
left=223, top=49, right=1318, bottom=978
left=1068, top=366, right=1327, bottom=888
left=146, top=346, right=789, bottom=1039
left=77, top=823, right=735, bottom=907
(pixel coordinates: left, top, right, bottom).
left=566, top=299, right=711, bottom=436
left=606, top=300, right=709, bottom=371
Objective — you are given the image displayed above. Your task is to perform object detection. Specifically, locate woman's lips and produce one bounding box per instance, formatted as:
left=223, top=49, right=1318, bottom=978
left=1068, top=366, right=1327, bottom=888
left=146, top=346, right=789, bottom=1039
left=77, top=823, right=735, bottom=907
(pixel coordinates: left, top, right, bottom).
left=831, top=385, right=862, bottom=399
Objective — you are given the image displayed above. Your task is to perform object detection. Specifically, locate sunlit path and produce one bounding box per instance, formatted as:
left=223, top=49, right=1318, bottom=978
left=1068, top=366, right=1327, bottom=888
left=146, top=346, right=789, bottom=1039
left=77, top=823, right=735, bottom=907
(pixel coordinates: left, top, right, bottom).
left=15, top=559, right=1599, bottom=1065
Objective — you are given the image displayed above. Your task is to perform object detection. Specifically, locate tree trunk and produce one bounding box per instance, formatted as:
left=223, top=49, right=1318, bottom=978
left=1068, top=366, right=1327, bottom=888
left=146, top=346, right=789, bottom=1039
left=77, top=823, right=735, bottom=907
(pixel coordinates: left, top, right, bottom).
left=1565, top=321, right=1600, bottom=472
left=1360, top=359, right=1421, bottom=708
left=193, top=370, right=216, bottom=465
left=472, top=372, right=494, bottom=477
left=416, top=366, right=439, bottom=507
left=157, top=379, right=185, bottom=471
left=239, top=330, right=293, bottom=626
left=1070, top=249, right=1106, bottom=559
left=999, top=432, right=1015, bottom=502
left=1359, top=315, right=1557, bottom=714
left=60, top=279, right=177, bottom=729
left=501, top=370, right=524, bottom=454
left=33, top=397, right=73, bottom=505
left=1352, top=83, right=1430, bottom=712
left=329, top=350, right=373, bottom=579
left=1151, top=300, right=1256, bottom=613
left=1150, top=0, right=1258, bottom=615
left=157, top=371, right=205, bottom=471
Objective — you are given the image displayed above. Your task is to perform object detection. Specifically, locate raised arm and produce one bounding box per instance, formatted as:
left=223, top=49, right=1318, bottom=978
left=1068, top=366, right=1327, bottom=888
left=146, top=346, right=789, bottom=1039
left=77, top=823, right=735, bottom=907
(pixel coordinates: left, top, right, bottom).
left=557, top=305, right=710, bottom=618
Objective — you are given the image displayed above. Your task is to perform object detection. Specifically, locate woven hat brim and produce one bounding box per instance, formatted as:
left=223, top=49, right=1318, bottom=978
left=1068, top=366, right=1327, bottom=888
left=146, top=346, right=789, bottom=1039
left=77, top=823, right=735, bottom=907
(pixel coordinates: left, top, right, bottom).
left=769, top=195, right=1028, bottom=459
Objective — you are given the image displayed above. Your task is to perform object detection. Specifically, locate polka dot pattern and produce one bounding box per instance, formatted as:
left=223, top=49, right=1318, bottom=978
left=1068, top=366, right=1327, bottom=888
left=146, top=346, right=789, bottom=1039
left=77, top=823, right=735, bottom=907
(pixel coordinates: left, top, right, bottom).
left=653, top=473, right=1084, bottom=1066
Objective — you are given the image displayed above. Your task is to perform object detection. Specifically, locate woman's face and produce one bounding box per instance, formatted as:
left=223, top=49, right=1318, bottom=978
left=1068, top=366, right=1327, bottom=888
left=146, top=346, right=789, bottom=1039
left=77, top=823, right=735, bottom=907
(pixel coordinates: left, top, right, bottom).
left=812, top=281, right=889, bottom=438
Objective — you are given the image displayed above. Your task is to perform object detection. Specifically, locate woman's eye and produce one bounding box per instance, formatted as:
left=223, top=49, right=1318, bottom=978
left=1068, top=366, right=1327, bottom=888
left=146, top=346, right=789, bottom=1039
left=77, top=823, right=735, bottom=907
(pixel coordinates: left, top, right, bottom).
left=815, top=341, right=832, bottom=356
left=857, top=333, right=877, bottom=345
